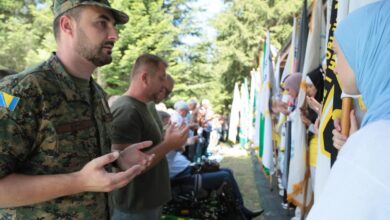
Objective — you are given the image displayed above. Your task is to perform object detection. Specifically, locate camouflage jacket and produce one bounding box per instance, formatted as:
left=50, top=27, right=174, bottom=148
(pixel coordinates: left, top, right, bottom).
left=0, top=54, right=112, bottom=220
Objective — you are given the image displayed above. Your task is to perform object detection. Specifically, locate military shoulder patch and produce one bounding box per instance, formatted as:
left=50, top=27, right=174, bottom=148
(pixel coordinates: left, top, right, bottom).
left=0, top=91, right=20, bottom=111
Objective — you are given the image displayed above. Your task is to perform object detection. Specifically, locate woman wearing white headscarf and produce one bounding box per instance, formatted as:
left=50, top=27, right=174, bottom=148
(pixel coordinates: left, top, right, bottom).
left=308, top=1, right=390, bottom=219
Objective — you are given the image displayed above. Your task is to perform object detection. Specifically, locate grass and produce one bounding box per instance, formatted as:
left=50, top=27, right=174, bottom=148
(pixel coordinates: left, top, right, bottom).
left=212, top=143, right=265, bottom=220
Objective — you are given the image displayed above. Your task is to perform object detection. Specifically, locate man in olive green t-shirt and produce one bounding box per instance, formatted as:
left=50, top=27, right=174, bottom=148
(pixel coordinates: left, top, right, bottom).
left=110, top=54, right=189, bottom=220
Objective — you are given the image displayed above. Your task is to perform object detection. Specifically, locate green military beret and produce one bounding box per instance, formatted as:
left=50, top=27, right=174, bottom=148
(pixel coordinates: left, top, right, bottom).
left=52, top=0, right=129, bottom=24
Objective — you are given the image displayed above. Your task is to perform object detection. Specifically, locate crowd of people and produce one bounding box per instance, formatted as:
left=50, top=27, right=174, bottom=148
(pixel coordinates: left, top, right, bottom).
left=0, top=0, right=389, bottom=219
left=273, top=67, right=324, bottom=195
left=269, top=1, right=390, bottom=219
left=106, top=54, right=262, bottom=219
left=0, top=1, right=260, bottom=219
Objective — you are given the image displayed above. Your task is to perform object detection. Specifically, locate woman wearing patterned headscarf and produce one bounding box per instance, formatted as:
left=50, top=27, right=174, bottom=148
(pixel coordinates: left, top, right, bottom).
left=308, top=1, right=390, bottom=219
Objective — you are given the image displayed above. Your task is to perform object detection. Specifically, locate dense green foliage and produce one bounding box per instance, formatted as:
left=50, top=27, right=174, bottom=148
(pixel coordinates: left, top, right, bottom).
left=0, top=0, right=54, bottom=71
left=211, top=0, right=301, bottom=111
left=0, top=0, right=303, bottom=113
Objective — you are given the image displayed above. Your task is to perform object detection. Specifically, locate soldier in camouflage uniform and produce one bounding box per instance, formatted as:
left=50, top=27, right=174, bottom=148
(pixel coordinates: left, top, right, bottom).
left=0, top=1, right=154, bottom=219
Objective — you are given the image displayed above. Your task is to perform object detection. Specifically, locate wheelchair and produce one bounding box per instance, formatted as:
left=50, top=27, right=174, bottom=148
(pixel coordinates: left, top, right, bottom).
left=162, top=174, right=247, bottom=220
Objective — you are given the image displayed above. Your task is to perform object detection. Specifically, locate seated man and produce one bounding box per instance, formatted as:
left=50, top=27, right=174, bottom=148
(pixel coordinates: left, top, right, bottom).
left=161, top=110, right=263, bottom=220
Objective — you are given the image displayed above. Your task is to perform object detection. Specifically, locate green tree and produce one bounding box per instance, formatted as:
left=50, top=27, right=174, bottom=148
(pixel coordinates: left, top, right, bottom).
left=0, top=0, right=303, bottom=114
left=160, top=1, right=225, bottom=110
left=211, top=0, right=301, bottom=112
left=100, top=0, right=181, bottom=95
left=0, top=0, right=54, bottom=71
left=100, top=0, right=214, bottom=112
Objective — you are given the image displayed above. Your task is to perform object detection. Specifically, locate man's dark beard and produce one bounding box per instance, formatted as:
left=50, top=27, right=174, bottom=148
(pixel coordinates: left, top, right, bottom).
left=82, top=42, right=114, bottom=67
left=90, top=42, right=114, bottom=66
left=76, top=28, right=114, bottom=67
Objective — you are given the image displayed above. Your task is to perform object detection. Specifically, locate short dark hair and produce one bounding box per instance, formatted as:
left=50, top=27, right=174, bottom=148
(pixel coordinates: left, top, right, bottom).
left=131, top=54, right=168, bottom=79
left=53, top=6, right=83, bottom=40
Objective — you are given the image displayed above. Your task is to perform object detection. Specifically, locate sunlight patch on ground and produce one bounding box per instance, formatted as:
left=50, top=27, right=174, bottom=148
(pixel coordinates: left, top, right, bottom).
left=209, top=143, right=249, bottom=159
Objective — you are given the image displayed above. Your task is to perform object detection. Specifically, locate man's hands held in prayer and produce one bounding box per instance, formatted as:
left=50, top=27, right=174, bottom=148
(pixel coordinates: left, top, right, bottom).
left=76, top=149, right=150, bottom=193
left=78, top=140, right=155, bottom=193
left=94, top=122, right=188, bottom=189
left=116, top=141, right=155, bottom=170
left=163, top=122, right=189, bottom=151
